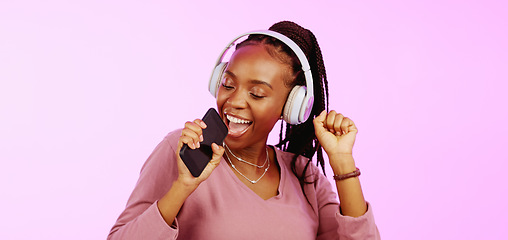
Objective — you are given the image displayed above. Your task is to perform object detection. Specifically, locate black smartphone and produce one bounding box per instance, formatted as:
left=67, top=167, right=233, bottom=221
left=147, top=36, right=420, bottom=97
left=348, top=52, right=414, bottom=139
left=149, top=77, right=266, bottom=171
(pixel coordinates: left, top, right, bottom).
left=179, top=108, right=228, bottom=177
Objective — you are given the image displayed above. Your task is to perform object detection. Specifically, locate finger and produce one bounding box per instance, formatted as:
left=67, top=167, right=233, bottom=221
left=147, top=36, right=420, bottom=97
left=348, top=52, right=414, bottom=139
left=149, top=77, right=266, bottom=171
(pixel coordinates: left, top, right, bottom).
left=179, top=135, right=197, bottom=149
left=325, top=110, right=336, bottom=133
left=181, top=128, right=201, bottom=149
left=327, top=111, right=344, bottom=135
left=184, top=120, right=204, bottom=136
left=314, top=110, right=327, bottom=123
left=181, top=128, right=201, bottom=139
left=183, top=119, right=206, bottom=147
left=194, top=119, right=207, bottom=130
left=193, top=119, right=207, bottom=143
left=340, top=117, right=350, bottom=134
left=313, top=110, right=328, bottom=135
left=210, top=143, right=225, bottom=163
left=332, top=113, right=345, bottom=135
left=342, top=117, right=358, bottom=134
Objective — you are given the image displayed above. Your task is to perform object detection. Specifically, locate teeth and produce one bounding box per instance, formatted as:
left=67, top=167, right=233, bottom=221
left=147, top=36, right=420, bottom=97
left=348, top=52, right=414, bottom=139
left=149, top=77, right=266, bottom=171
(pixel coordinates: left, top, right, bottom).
left=226, top=115, right=252, bottom=124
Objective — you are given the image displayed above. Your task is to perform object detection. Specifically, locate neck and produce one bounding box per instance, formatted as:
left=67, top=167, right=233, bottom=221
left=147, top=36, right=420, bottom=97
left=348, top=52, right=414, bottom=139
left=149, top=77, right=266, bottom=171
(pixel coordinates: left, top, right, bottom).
left=224, top=142, right=268, bottom=166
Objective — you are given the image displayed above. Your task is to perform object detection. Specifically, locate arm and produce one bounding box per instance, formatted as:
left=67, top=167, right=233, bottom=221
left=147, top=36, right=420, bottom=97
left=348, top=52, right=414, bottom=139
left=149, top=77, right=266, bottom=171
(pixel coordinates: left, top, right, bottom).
left=108, top=119, right=225, bottom=239
left=107, top=131, right=181, bottom=240
left=157, top=119, right=224, bottom=225
left=157, top=141, right=224, bottom=225
left=329, top=154, right=366, bottom=217
left=313, top=110, right=380, bottom=239
left=311, top=165, right=379, bottom=240
left=313, top=110, right=366, bottom=216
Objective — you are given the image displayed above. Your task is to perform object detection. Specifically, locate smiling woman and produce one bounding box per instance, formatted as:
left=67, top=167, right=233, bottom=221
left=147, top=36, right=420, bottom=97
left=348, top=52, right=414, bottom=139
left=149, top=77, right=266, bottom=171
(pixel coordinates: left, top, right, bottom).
left=218, top=44, right=291, bottom=144
left=108, top=21, right=380, bottom=240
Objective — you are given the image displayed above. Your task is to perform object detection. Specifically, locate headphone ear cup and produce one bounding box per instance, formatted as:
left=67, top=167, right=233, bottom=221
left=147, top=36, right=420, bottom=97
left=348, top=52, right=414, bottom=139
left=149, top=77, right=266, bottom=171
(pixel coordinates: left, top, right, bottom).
left=283, top=86, right=307, bottom=125
left=209, top=62, right=228, bottom=97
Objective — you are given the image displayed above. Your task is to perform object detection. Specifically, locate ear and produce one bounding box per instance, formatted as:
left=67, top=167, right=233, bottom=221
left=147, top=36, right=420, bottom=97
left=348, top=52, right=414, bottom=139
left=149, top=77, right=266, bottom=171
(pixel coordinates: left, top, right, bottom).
left=209, top=62, right=228, bottom=97
left=282, top=85, right=307, bottom=125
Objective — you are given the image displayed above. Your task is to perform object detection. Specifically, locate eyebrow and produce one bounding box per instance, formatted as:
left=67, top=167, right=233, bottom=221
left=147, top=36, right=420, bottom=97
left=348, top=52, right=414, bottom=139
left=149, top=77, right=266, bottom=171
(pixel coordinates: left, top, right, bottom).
left=249, top=80, right=273, bottom=89
left=224, top=70, right=273, bottom=89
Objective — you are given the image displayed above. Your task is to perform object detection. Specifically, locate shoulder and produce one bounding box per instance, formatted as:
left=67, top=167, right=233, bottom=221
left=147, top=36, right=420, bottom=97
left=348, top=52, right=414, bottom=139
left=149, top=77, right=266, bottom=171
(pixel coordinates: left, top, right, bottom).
left=149, top=128, right=182, bottom=153
left=273, top=147, right=322, bottom=180
left=272, top=147, right=298, bottom=168
left=273, top=147, right=336, bottom=215
left=162, top=128, right=183, bottom=147
left=137, top=128, right=182, bottom=174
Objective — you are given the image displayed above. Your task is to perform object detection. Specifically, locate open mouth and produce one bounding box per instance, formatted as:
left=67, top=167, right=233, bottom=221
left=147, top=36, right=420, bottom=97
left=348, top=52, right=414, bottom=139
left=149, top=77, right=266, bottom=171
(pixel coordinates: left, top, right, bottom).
left=225, top=114, right=253, bottom=137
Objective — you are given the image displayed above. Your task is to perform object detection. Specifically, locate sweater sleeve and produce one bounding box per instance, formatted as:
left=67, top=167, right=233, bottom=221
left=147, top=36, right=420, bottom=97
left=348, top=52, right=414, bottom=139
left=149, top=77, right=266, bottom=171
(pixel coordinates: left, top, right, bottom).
left=334, top=202, right=380, bottom=239
left=107, top=130, right=182, bottom=240
left=311, top=164, right=381, bottom=240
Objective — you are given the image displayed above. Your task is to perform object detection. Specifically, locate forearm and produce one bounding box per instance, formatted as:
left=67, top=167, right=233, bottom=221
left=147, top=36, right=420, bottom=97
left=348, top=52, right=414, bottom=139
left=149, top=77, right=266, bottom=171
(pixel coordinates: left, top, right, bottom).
left=330, top=154, right=367, bottom=217
left=157, top=179, right=195, bottom=226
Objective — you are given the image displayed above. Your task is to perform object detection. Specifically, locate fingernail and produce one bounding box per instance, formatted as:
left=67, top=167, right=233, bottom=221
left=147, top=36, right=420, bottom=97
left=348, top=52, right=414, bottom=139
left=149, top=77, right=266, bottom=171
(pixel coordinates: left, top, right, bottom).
left=196, top=142, right=200, bottom=148
left=199, top=135, right=204, bottom=142
left=200, top=121, right=207, bottom=128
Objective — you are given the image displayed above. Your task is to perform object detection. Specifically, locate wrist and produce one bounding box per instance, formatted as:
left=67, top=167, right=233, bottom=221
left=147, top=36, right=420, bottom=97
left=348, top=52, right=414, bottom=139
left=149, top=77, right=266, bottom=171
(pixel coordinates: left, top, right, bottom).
left=158, top=178, right=195, bottom=225
left=329, top=153, right=357, bottom=175
left=173, top=178, right=198, bottom=196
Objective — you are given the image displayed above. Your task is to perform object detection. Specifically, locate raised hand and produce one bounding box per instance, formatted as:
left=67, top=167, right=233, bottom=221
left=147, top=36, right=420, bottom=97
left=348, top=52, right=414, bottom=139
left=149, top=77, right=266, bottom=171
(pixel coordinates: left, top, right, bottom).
left=176, top=119, right=225, bottom=189
left=313, top=110, right=358, bottom=173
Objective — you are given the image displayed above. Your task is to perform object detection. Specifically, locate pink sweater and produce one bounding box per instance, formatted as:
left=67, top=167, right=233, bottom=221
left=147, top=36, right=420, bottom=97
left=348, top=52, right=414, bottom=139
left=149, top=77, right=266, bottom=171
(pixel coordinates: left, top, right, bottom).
left=108, top=129, right=380, bottom=239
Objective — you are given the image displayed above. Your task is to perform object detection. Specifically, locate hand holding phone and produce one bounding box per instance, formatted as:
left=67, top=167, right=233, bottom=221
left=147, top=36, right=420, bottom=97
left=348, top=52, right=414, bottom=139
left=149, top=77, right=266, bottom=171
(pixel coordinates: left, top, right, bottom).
left=179, top=108, right=228, bottom=177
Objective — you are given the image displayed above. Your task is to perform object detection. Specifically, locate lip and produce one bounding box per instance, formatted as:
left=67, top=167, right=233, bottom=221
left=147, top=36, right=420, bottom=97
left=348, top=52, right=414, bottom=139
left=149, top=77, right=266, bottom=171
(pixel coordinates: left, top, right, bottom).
left=223, top=110, right=252, bottom=122
left=226, top=114, right=253, bottom=124
left=223, top=112, right=253, bottom=138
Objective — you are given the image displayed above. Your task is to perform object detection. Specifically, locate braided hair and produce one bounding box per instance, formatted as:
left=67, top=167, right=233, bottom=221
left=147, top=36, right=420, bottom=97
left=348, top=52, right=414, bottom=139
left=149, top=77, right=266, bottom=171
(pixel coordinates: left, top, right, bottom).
left=236, top=21, right=329, bottom=187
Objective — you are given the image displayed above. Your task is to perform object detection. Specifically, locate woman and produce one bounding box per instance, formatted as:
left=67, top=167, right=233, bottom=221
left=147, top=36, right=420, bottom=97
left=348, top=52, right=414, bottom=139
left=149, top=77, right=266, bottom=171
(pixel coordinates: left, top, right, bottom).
left=109, top=21, right=380, bottom=239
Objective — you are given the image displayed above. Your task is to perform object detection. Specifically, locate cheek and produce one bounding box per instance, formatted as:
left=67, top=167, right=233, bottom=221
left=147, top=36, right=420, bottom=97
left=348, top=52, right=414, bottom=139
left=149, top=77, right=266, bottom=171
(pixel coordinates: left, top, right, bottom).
left=272, top=91, right=290, bottom=113
left=215, top=89, right=227, bottom=109
left=255, top=100, right=286, bottom=122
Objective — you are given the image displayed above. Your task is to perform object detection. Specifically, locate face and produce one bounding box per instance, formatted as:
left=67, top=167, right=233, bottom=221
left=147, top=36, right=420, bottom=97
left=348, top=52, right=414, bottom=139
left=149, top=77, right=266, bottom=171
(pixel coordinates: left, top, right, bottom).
left=216, top=44, right=293, bottom=149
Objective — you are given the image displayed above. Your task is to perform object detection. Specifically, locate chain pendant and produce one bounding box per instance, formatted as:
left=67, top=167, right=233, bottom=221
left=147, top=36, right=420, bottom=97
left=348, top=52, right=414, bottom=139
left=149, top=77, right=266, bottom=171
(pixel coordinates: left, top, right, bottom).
left=225, top=147, right=270, bottom=184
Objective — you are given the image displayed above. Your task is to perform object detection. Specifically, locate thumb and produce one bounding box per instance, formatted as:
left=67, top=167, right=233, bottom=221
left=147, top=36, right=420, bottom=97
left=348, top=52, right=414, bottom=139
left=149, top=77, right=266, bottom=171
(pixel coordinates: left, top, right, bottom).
left=210, top=143, right=224, bottom=165
left=313, top=110, right=327, bottom=135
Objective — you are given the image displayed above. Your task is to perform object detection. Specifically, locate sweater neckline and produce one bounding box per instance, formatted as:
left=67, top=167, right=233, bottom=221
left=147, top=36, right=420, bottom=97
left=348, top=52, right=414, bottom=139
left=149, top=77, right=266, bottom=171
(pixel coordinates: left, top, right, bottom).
left=220, top=146, right=285, bottom=202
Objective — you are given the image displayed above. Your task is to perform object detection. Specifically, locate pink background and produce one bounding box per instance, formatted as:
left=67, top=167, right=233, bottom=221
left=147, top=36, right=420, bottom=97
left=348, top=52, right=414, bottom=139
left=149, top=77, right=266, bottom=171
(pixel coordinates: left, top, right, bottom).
left=1, top=0, right=507, bottom=239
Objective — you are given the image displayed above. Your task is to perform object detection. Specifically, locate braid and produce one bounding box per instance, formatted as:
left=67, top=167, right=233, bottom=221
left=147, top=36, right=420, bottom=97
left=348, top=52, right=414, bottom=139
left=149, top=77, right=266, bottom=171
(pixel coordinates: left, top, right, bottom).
left=269, top=21, right=329, bottom=184
left=236, top=21, right=329, bottom=188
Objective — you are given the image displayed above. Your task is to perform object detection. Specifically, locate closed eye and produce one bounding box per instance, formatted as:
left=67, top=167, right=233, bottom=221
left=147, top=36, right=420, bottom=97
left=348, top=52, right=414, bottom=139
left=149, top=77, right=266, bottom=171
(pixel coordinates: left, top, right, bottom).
left=221, top=83, right=234, bottom=90
left=250, top=93, right=265, bottom=99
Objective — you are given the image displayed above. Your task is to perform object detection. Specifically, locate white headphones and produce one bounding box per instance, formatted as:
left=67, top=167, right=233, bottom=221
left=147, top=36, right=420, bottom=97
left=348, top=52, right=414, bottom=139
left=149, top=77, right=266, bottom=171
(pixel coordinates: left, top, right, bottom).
left=208, top=30, right=314, bottom=125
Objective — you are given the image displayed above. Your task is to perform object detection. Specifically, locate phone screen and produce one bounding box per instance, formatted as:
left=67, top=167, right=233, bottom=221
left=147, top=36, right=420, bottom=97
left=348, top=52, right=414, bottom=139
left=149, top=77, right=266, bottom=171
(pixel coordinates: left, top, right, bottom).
left=179, top=108, right=228, bottom=177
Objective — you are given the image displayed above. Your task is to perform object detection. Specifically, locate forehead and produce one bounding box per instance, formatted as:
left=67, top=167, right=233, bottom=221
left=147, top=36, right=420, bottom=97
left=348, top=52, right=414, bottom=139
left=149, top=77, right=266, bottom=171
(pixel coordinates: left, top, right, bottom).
left=226, top=44, right=291, bottom=86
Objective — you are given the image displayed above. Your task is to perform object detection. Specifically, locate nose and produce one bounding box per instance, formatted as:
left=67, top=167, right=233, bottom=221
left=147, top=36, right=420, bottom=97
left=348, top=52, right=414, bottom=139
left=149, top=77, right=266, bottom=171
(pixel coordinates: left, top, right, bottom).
left=226, top=89, right=248, bottom=109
